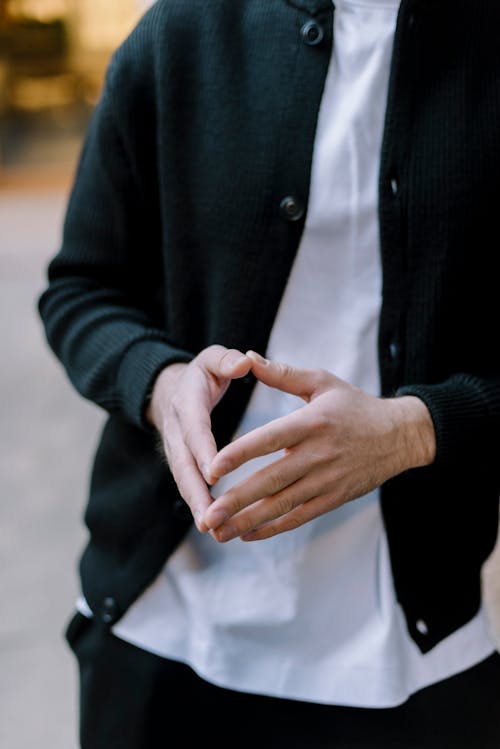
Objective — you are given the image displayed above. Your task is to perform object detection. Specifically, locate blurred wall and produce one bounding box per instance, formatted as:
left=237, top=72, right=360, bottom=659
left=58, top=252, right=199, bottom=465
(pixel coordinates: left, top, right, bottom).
left=0, top=0, right=149, bottom=184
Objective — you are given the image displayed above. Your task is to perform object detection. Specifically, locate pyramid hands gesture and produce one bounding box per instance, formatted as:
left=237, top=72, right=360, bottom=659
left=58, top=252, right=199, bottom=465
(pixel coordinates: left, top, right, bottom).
left=147, top=345, right=436, bottom=543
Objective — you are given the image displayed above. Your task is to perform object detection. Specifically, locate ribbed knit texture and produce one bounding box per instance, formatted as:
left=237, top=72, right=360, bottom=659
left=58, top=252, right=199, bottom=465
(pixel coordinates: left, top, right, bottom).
left=38, top=0, right=500, bottom=652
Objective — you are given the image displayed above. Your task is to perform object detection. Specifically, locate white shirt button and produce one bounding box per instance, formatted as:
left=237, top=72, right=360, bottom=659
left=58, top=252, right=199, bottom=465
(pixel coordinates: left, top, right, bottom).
left=416, top=619, right=429, bottom=635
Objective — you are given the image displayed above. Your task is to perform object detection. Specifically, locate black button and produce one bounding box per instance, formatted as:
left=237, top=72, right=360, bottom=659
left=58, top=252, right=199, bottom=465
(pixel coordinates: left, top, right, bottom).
left=390, top=177, right=399, bottom=196
left=301, top=21, right=324, bottom=46
left=280, top=195, right=305, bottom=222
left=101, top=597, right=119, bottom=625
left=408, top=12, right=415, bottom=29
left=242, top=373, right=255, bottom=386
left=172, top=496, right=192, bottom=520
left=389, top=341, right=398, bottom=361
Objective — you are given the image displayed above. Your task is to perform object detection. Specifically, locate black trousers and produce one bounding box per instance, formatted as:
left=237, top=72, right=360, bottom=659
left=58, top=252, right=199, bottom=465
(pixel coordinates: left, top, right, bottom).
left=66, top=611, right=500, bottom=749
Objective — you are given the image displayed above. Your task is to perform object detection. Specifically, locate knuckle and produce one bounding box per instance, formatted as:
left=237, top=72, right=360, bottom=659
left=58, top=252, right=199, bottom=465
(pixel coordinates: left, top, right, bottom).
left=202, top=343, right=223, bottom=357
left=317, top=449, right=334, bottom=467
left=222, top=347, right=240, bottom=361
left=310, top=411, right=331, bottom=433
left=220, top=347, right=246, bottom=372
left=219, top=350, right=234, bottom=369
left=275, top=495, right=294, bottom=517
left=264, top=429, right=282, bottom=453
left=276, top=361, right=292, bottom=378
left=308, top=368, right=332, bottom=395
left=210, top=344, right=228, bottom=362
left=316, top=368, right=331, bottom=384
left=195, top=344, right=223, bottom=369
left=268, top=470, right=288, bottom=496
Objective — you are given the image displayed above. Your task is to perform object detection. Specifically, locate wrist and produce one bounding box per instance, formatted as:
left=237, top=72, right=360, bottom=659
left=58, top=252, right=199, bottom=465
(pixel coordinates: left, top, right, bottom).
left=146, top=362, right=187, bottom=430
left=391, top=395, right=437, bottom=471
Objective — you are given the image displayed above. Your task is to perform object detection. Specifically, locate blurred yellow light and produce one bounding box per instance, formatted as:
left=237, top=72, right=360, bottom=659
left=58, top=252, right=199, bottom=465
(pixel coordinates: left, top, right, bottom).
left=7, top=0, right=70, bottom=23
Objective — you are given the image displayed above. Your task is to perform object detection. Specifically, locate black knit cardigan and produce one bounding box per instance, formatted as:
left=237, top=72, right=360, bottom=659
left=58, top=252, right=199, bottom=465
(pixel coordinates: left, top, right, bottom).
left=38, top=0, right=500, bottom=653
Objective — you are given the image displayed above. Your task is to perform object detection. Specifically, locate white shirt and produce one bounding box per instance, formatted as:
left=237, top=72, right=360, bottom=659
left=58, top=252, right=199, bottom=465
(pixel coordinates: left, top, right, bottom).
left=79, top=0, right=496, bottom=707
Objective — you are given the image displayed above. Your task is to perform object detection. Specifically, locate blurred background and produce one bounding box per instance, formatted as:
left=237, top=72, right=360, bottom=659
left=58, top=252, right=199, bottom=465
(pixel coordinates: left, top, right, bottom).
left=0, top=0, right=153, bottom=185
left=0, top=2, right=153, bottom=748
left=0, top=2, right=499, bottom=748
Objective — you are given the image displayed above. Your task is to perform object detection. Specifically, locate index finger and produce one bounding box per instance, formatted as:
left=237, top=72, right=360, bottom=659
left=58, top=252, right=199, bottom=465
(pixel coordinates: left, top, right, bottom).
left=209, top=409, right=306, bottom=480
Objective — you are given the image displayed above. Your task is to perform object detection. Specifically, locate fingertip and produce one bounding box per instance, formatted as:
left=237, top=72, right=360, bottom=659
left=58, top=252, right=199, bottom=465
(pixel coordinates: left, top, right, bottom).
left=246, top=350, right=268, bottom=366
left=220, top=351, right=250, bottom=376
left=205, top=472, right=218, bottom=486
left=209, top=457, right=232, bottom=479
left=194, top=511, right=207, bottom=533
left=234, top=353, right=251, bottom=367
left=202, top=462, right=217, bottom=485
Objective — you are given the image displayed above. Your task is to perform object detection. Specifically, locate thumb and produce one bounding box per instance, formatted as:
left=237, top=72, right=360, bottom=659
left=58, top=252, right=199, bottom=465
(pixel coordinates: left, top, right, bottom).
left=246, top=351, right=329, bottom=401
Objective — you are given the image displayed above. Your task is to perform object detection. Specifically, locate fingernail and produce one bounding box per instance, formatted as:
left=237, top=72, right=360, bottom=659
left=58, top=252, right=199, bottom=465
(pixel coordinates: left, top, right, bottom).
left=232, top=354, right=249, bottom=367
left=206, top=508, right=228, bottom=530
left=216, top=524, right=238, bottom=543
left=247, top=351, right=268, bottom=365
left=222, top=354, right=248, bottom=374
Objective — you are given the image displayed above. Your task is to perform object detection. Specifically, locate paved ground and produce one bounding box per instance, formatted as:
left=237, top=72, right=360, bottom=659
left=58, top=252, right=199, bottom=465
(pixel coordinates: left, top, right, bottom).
left=1, top=187, right=499, bottom=749
left=0, top=187, right=105, bottom=749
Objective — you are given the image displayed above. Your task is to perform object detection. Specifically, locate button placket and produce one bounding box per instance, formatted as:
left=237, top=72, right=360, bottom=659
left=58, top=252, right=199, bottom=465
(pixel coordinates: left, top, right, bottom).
left=101, top=597, right=119, bottom=625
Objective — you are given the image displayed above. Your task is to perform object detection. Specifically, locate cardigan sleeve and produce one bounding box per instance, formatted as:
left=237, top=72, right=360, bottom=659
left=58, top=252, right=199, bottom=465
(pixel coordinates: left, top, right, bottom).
left=398, top=373, right=500, bottom=471
left=38, top=54, right=193, bottom=431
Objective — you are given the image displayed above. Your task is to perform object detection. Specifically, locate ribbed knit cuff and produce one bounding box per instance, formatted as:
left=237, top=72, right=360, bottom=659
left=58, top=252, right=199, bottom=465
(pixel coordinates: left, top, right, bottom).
left=397, top=376, right=490, bottom=468
left=116, top=338, right=193, bottom=430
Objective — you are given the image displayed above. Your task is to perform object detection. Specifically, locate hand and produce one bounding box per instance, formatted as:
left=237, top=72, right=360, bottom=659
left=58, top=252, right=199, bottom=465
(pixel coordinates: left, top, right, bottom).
left=201, top=351, right=436, bottom=542
left=146, top=345, right=252, bottom=529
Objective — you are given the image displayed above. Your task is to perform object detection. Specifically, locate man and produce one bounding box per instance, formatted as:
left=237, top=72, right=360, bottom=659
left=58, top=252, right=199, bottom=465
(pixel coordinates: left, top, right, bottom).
left=39, top=1, right=500, bottom=747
